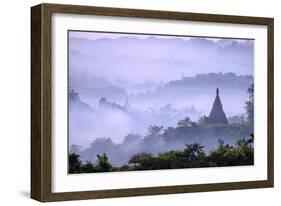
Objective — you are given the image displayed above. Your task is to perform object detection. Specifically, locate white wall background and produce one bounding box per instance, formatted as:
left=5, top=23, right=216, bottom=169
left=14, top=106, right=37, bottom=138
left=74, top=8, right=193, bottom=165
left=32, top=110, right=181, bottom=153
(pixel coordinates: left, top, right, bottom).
left=0, top=0, right=279, bottom=205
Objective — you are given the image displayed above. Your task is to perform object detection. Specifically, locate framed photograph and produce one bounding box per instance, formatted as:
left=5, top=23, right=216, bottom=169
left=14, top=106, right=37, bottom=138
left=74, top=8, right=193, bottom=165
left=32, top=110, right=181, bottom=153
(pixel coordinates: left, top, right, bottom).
left=31, top=3, right=274, bottom=202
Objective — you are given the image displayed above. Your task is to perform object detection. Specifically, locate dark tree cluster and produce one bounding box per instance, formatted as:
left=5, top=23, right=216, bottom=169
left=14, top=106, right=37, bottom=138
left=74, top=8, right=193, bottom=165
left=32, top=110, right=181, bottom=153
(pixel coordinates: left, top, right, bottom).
left=125, top=134, right=254, bottom=171
left=69, top=153, right=112, bottom=173
left=69, top=134, right=254, bottom=173
left=75, top=121, right=253, bottom=167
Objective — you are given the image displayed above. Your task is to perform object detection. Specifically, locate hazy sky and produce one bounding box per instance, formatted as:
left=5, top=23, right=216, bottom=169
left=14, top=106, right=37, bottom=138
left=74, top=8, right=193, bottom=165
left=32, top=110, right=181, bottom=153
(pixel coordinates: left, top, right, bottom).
left=69, top=30, right=251, bottom=43
left=69, top=31, right=254, bottom=83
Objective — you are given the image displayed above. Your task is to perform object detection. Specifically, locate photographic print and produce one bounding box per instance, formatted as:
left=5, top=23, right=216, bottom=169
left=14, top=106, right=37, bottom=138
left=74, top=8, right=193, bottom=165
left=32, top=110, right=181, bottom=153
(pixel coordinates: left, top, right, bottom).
left=68, top=31, right=254, bottom=174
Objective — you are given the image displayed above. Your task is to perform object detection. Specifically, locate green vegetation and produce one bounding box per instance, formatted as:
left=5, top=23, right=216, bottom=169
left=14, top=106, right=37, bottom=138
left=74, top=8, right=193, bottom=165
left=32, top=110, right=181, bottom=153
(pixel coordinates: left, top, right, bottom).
left=69, top=134, right=253, bottom=174
left=69, top=153, right=112, bottom=173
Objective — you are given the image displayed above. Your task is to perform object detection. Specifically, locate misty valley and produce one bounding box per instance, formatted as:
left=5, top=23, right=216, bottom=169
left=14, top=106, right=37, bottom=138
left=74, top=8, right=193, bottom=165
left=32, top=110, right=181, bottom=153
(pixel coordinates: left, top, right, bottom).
left=68, top=33, right=254, bottom=173
left=68, top=73, right=254, bottom=173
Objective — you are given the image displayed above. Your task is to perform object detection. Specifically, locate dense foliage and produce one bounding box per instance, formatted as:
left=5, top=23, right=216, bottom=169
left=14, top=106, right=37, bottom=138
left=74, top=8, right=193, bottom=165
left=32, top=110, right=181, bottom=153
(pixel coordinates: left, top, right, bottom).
left=75, top=121, right=253, bottom=166
left=69, top=134, right=253, bottom=173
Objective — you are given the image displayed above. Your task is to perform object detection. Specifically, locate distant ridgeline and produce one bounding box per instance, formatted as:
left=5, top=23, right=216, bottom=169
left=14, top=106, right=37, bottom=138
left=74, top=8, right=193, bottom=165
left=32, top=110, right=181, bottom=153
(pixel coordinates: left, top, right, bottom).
left=69, top=88, right=79, bottom=101
left=98, top=97, right=130, bottom=111
left=69, top=88, right=91, bottom=111
left=69, top=87, right=130, bottom=112
left=204, top=88, right=228, bottom=124
left=69, top=86, right=232, bottom=125
left=167, top=72, right=253, bottom=89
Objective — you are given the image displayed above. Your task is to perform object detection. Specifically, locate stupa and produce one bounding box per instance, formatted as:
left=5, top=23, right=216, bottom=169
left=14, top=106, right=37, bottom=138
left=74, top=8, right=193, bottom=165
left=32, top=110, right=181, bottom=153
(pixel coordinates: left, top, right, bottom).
left=204, top=88, right=228, bottom=124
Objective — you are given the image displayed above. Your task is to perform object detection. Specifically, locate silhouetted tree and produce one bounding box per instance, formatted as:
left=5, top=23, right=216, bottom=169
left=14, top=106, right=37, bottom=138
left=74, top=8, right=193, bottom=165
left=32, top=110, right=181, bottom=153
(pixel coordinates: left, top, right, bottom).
left=183, top=143, right=205, bottom=161
left=95, top=153, right=112, bottom=172
left=80, top=161, right=95, bottom=173
left=129, top=153, right=153, bottom=164
left=142, top=125, right=164, bottom=154
left=177, top=117, right=192, bottom=127
left=245, top=84, right=254, bottom=123
left=69, top=153, right=81, bottom=173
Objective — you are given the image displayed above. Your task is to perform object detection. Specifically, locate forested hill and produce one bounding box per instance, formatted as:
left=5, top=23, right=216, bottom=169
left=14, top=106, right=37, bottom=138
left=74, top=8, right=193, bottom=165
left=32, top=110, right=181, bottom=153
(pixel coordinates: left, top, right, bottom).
left=130, top=73, right=253, bottom=115
left=162, top=72, right=253, bottom=91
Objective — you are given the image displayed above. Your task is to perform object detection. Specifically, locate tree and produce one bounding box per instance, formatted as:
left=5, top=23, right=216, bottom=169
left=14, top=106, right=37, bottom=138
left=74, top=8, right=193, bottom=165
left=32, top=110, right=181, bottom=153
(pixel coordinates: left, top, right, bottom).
left=245, top=84, right=254, bottom=124
left=183, top=143, right=205, bottom=161
left=95, top=153, right=112, bottom=172
left=82, top=137, right=115, bottom=164
left=142, top=125, right=164, bottom=154
left=207, top=135, right=253, bottom=167
left=69, top=153, right=82, bottom=173
left=80, top=161, right=95, bottom=173
left=177, top=117, right=192, bottom=127
left=228, top=114, right=247, bottom=124
left=162, top=127, right=175, bottom=143
left=129, top=153, right=153, bottom=164
left=146, top=125, right=163, bottom=137
left=197, top=116, right=206, bottom=125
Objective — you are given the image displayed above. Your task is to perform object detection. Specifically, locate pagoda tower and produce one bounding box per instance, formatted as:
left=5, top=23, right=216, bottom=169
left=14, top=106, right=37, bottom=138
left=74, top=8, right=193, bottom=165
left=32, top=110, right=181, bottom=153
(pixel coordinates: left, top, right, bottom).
left=205, top=88, right=228, bottom=124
